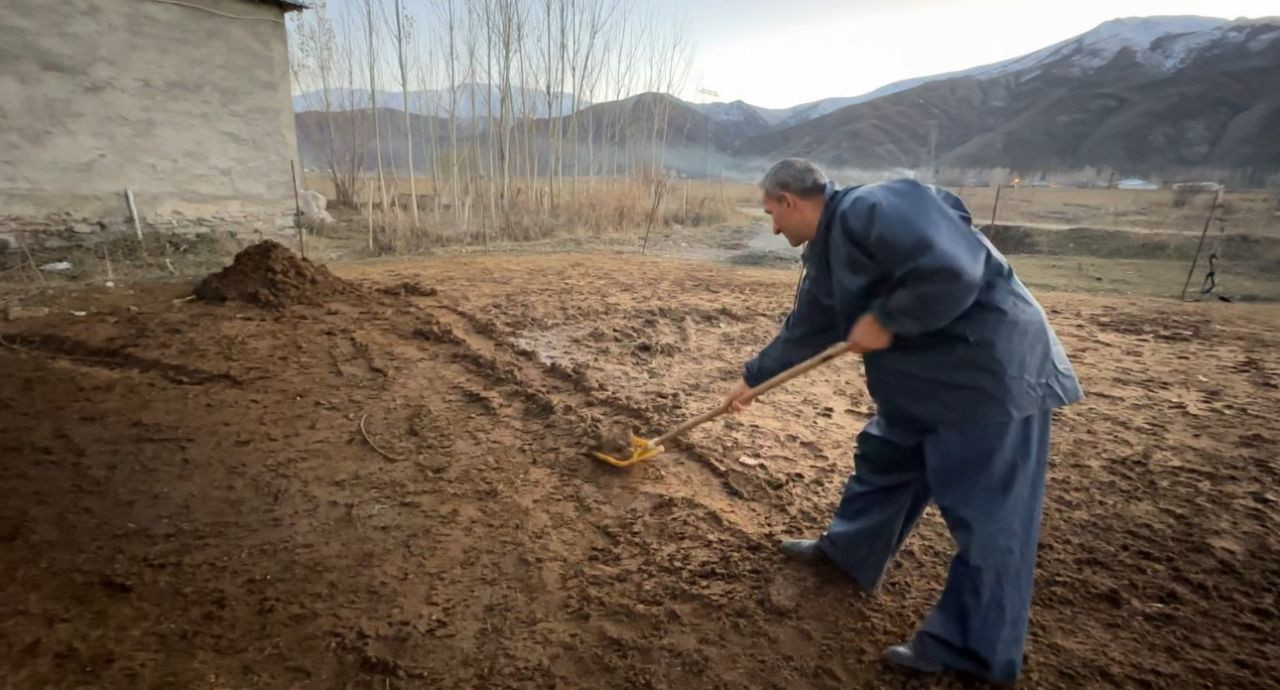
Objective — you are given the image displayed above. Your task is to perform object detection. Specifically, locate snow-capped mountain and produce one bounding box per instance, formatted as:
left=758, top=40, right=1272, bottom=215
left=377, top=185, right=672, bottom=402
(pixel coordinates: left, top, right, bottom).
left=736, top=16, right=1280, bottom=173
left=768, top=17, right=1237, bottom=127
left=699, top=16, right=1269, bottom=130
left=987, top=15, right=1229, bottom=75
left=687, top=100, right=769, bottom=126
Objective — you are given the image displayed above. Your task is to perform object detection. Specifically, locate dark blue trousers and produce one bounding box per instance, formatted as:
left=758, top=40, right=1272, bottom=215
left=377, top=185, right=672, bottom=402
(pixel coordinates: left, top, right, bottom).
left=818, top=410, right=1052, bottom=683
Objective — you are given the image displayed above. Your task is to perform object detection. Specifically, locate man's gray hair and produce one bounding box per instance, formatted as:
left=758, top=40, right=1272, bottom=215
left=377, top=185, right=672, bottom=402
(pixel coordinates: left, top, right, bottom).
left=760, top=158, right=829, bottom=199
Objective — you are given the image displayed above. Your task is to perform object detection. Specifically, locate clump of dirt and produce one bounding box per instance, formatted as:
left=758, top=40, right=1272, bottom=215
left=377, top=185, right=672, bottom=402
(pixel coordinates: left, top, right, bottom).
left=195, top=240, right=357, bottom=308
left=592, top=420, right=638, bottom=458
left=378, top=281, right=439, bottom=297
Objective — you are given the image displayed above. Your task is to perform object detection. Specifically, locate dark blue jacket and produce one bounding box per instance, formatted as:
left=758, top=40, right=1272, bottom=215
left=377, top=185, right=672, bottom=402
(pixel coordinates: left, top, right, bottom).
left=743, top=179, right=1082, bottom=434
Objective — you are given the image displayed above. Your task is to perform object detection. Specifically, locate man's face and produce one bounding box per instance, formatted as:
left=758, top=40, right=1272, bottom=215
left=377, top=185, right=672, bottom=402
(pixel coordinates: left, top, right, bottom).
left=762, top=192, right=814, bottom=247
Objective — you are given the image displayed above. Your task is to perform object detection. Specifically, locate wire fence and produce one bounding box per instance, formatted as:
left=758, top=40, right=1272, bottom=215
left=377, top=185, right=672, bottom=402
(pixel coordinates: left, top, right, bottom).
left=949, top=185, right=1280, bottom=302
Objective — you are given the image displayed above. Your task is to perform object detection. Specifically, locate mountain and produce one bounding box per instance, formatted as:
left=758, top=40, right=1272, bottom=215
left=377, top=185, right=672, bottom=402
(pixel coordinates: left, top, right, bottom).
left=292, top=16, right=1280, bottom=178
left=689, top=100, right=776, bottom=127
left=765, top=15, right=1232, bottom=128
left=736, top=16, right=1280, bottom=175
left=295, top=108, right=450, bottom=173
left=292, top=83, right=584, bottom=120
left=574, top=94, right=769, bottom=150
left=294, top=93, right=765, bottom=178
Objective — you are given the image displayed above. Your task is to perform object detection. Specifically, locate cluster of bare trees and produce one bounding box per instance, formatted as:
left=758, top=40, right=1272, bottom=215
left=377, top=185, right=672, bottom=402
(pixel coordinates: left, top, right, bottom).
left=289, top=0, right=696, bottom=247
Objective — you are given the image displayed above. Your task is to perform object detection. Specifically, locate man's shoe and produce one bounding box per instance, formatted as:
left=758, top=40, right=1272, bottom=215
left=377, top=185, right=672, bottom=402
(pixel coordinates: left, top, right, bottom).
left=778, top=538, right=826, bottom=564
left=883, top=642, right=944, bottom=674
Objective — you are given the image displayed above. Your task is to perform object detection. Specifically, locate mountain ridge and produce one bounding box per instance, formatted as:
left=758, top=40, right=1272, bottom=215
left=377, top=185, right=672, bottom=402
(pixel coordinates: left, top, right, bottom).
left=294, top=16, right=1280, bottom=178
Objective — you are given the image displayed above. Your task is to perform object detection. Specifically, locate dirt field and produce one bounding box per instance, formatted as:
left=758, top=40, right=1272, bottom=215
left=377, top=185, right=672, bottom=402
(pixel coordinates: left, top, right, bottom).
left=953, top=186, right=1280, bottom=237
left=2, top=247, right=1278, bottom=688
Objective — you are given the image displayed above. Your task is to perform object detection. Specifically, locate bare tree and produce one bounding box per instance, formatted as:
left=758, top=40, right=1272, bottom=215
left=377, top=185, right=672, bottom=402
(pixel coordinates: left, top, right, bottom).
left=413, top=27, right=441, bottom=216
left=285, top=0, right=701, bottom=246
left=289, top=1, right=364, bottom=206
left=542, top=0, right=568, bottom=208
left=492, top=0, right=522, bottom=220
left=364, top=0, right=388, bottom=210
left=441, top=0, right=462, bottom=216
left=392, top=0, right=419, bottom=225
left=565, top=0, right=613, bottom=201
left=465, top=0, right=483, bottom=242
left=481, top=0, right=498, bottom=232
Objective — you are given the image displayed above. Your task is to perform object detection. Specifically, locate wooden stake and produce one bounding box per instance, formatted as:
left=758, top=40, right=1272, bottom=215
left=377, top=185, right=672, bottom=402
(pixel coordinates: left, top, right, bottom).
left=19, top=234, right=45, bottom=286
left=683, top=179, right=689, bottom=224
left=987, top=183, right=1002, bottom=241
left=290, top=160, right=305, bottom=258
left=124, top=188, right=143, bottom=241
left=102, top=246, right=115, bottom=281
left=641, top=180, right=665, bottom=255
left=1180, top=188, right=1224, bottom=301
left=367, top=178, right=375, bottom=252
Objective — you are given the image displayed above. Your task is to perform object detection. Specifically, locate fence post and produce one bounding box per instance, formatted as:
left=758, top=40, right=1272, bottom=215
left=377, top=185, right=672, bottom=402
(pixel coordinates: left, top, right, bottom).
left=1180, top=188, right=1224, bottom=301
left=367, top=179, right=375, bottom=253
left=290, top=161, right=305, bottom=258
left=683, top=179, right=690, bottom=224
left=987, top=183, right=1003, bottom=243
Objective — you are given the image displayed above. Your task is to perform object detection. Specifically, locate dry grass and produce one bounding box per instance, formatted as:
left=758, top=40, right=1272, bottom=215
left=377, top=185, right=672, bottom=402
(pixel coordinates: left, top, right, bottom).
left=300, top=174, right=750, bottom=256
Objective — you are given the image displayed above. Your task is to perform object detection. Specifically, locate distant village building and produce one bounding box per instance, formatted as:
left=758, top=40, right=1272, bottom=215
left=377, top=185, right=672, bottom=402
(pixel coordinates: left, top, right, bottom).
left=1116, top=178, right=1160, bottom=190
left=0, top=0, right=305, bottom=250
left=1171, top=182, right=1224, bottom=193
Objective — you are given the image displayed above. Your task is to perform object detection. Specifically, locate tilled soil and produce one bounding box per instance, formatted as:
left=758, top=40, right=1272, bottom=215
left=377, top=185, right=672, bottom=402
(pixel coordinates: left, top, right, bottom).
left=1, top=252, right=1277, bottom=689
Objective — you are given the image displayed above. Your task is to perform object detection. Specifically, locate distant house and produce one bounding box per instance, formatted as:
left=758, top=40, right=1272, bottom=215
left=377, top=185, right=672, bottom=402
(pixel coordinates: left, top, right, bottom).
left=1171, top=182, right=1224, bottom=193
left=1116, top=178, right=1160, bottom=190
left=0, top=0, right=305, bottom=250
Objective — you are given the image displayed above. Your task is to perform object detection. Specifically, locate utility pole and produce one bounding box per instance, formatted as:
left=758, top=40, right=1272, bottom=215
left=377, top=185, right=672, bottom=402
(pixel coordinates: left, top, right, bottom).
left=927, top=120, right=938, bottom=184
left=698, top=86, right=718, bottom=180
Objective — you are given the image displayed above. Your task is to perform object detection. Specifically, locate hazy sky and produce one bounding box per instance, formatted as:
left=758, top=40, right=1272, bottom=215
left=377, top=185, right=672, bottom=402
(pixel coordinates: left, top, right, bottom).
left=312, top=1, right=1277, bottom=108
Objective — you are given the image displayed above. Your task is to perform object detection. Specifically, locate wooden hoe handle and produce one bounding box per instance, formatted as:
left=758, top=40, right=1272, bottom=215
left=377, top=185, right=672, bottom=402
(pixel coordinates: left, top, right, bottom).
left=649, top=342, right=852, bottom=448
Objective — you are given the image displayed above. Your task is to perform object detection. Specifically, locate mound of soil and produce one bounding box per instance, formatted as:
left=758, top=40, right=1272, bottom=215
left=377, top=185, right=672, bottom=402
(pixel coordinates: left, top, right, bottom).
left=195, top=240, right=356, bottom=308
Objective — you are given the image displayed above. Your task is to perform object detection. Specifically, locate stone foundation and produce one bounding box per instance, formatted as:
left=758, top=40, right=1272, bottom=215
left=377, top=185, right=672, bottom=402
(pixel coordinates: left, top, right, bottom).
left=0, top=209, right=296, bottom=252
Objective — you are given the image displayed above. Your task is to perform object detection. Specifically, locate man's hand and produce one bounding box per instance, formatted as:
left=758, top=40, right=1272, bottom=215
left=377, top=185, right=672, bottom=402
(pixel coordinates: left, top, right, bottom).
left=723, top=378, right=754, bottom=413
left=847, top=312, right=893, bottom=353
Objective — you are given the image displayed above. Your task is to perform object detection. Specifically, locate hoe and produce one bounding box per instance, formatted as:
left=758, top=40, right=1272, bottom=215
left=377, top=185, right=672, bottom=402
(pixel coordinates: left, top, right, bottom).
left=591, top=342, right=852, bottom=467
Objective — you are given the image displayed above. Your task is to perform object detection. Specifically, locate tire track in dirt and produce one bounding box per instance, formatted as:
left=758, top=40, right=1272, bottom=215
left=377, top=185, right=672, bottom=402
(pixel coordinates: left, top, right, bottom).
left=398, top=295, right=780, bottom=521
left=0, top=332, right=241, bottom=385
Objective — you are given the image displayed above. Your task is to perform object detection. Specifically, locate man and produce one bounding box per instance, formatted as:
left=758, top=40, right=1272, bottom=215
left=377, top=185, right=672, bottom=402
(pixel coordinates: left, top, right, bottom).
left=724, top=159, right=1082, bottom=683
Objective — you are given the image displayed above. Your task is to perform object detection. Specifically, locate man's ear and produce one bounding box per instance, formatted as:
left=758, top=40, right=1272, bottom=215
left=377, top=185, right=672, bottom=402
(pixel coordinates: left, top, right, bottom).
left=779, top=192, right=795, bottom=209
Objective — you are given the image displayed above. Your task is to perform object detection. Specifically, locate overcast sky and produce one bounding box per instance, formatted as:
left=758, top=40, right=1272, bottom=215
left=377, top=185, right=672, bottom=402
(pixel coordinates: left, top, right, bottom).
left=312, top=1, right=1277, bottom=108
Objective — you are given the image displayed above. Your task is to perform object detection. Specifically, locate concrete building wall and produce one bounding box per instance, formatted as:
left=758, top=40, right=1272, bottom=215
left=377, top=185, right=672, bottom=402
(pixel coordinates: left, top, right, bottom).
left=0, top=0, right=299, bottom=247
